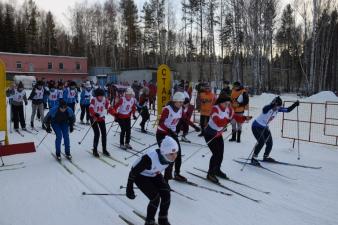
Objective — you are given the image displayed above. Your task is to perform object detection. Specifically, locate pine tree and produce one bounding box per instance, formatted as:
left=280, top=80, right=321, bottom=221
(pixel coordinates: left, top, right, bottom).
left=120, top=0, right=140, bottom=67
left=15, top=17, right=27, bottom=53
left=3, top=4, right=16, bottom=52
left=26, top=0, right=39, bottom=53
left=0, top=3, right=4, bottom=51
left=45, top=11, right=57, bottom=55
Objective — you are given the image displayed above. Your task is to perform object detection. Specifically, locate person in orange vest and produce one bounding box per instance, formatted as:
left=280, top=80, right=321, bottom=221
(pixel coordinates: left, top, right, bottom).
left=229, top=81, right=249, bottom=143
left=198, top=83, right=216, bottom=137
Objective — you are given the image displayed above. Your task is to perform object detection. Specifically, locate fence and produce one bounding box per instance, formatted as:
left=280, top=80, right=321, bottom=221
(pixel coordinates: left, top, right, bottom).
left=282, top=101, right=338, bottom=146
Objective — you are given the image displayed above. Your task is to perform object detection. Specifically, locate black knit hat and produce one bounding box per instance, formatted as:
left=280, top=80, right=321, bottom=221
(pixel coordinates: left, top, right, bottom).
left=184, top=97, right=190, bottom=104
left=271, top=96, right=283, bottom=107
left=59, top=100, right=67, bottom=109
left=17, top=82, right=24, bottom=89
left=233, top=81, right=241, bottom=87
left=95, top=88, right=105, bottom=97
left=215, top=96, right=231, bottom=105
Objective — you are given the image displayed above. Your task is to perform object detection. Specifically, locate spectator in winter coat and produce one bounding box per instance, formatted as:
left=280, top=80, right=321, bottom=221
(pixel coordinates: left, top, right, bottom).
left=6, top=82, right=28, bottom=131
left=80, top=82, right=92, bottom=124
left=199, top=83, right=216, bottom=136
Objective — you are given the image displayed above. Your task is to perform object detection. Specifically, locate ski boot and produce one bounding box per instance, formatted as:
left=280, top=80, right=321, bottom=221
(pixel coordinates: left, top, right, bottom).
left=216, top=170, right=228, bottom=179
left=181, top=136, right=191, bottom=143
left=93, top=149, right=100, bottom=157
left=56, top=154, right=61, bottom=161
left=236, top=131, right=241, bottom=143
left=65, top=153, right=72, bottom=160
left=174, top=173, right=187, bottom=182
left=120, top=144, right=127, bottom=150
left=263, top=156, right=276, bottom=162
left=158, top=216, right=171, bottom=225
left=125, top=143, right=133, bottom=150
left=207, top=173, right=219, bottom=183
left=22, top=127, right=27, bottom=131
left=251, top=155, right=261, bottom=166
left=229, top=130, right=236, bottom=142
left=102, top=149, right=111, bottom=157
left=144, top=219, right=156, bottom=225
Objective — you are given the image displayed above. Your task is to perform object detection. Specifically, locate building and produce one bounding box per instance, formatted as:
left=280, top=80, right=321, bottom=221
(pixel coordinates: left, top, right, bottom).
left=0, top=52, right=88, bottom=83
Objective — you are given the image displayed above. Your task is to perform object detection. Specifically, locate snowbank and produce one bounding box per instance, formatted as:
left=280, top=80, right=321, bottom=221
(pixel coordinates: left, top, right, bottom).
left=303, top=91, right=338, bottom=103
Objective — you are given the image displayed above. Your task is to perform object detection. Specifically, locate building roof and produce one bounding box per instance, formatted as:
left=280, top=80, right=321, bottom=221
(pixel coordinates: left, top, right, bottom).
left=0, top=52, right=87, bottom=60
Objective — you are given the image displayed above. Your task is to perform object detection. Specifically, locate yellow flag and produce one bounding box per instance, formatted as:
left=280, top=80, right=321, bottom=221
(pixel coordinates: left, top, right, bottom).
left=0, top=59, right=8, bottom=144
left=156, top=64, right=171, bottom=117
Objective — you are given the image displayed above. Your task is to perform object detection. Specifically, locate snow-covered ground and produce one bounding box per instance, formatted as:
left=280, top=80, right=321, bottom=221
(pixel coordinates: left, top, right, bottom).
left=1, top=92, right=338, bottom=225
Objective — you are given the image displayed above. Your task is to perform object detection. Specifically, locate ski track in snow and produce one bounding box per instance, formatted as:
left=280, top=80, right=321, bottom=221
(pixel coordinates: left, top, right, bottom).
left=1, top=91, right=338, bottom=225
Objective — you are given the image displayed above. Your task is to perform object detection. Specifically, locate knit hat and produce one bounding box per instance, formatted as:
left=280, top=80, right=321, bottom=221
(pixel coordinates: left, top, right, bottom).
left=59, top=100, right=67, bottom=109
left=160, top=136, right=179, bottom=156
left=95, top=88, right=105, bottom=97
left=215, top=96, right=231, bottom=105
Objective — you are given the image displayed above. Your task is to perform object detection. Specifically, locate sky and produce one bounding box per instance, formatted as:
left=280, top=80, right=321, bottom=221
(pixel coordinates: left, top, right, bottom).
left=11, top=0, right=181, bottom=28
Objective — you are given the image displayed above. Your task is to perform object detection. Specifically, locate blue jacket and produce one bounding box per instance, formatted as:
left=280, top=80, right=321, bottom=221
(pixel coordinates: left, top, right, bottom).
left=63, top=88, right=78, bottom=104
left=80, top=89, right=92, bottom=105
left=44, top=106, right=75, bottom=125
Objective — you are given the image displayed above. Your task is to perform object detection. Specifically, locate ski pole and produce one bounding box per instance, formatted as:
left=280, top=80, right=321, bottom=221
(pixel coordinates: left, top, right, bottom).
left=201, top=131, right=234, bottom=157
left=106, top=121, right=117, bottom=135
left=78, top=119, right=96, bottom=145
left=131, top=114, right=141, bottom=129
left=296, top=104, right=300, bottom=160
left=113, top=124, right=120, bottom=137
left=124, top=142, right=158, bottom=160
left=37, top=132, right=49, bottom=148
left=82, top=192, right=126, bottom=196
left=119, top=185, right=139, bottom=190
left=75, top=108, right=81, bottom=117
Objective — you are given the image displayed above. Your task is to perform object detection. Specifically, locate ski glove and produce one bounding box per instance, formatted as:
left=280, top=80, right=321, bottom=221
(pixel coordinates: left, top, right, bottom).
left=46, top=126, right=52, bottom=133
left=69, top=124, right=74, bottom=133
left=126, top=184, right=136, bottom=199
left=95, top=113, right=101, bottom=118
left=194, top=125, right=201, bottom=132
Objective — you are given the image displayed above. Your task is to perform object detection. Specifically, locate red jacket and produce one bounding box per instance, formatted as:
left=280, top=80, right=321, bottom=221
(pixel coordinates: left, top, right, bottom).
left=113, top=97, right=136, bottom=119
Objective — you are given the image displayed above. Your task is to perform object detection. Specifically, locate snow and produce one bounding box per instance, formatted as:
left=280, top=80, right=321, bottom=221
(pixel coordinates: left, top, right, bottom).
left=303, top=91, right=338, bottom=103
left=1, top=92, right=338, bottom=225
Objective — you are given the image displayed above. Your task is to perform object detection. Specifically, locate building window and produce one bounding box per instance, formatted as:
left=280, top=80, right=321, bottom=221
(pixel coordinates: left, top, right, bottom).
left=76, top=63, right=81, bottom=70
left=48, top=62, right=53, bottom=70
left=16, top=62, right=22, bottom=69
left=59, top=63, right=64, bottom=70
left=29, top=63, right=34, bottom=72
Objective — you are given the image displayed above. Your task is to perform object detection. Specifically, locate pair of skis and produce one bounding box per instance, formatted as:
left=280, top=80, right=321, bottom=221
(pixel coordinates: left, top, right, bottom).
left=0, top=162, right=25, bottom=172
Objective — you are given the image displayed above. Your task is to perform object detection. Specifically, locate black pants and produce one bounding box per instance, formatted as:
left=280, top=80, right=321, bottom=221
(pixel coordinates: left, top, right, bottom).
left=200, top=115, right=210, bottom=133
left=80, top=104, right=90, bottom=122
left=135, top=174, right=171, bottom=221
left=176, top=119, right=189, bottom=136
left=204, top=128, right=224, bottom=175
left=90, top=119, right=107, bottom=151
left=252, top=126, right=273, bottom=157
left=139, top=107, right=150, bottom=130
left=156, top=132, right=182, bottom=177
left=117, top=118, right=131, bottom=145
left=67, top=102, right=76, bottom=114
left=12, top=105, right=26, bottom=129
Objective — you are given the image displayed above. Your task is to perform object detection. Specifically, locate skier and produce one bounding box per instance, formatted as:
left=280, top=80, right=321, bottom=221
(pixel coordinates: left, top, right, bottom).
left=89, top=88, right=113, bottom=157
left=57, top=81, right=64, bottom=100
left=198, top=83, right=216, bottom=136
left=229, top=81, right=249, bottom=143
left=251, top=96, right=299, bottom=165
left=137, top=86, right=150, bottom=133
left=44, top=100, right=75, bottom=160
left=6, top=82, right=28, bottom=132
left=156, top=92, right=186, bottom=182
left=177, top=97, right=201, bottom=143
left=126, top=136, right=179, bottom=225
left=48, top=81, right=59, bottom=110
left=28, top=80, right=45, bottom=128
left=204, top=96, right=251, bottom=183
left=113, top=87, right=137, bottom=150
left=80, top=81, right=92, bottom=124
left=63, top=81, right=78, bottom=113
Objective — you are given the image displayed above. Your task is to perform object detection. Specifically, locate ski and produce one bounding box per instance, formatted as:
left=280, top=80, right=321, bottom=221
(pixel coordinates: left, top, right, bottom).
left=51, top=153, right=73, bottom=175
left=132, top=210, right=159, bottom=225
left=118, top=214, right=136, bottom=225
left=61, top=153, right=85, bottom=173
left=193, top=167, right=270, bottom=195
left=0, top=162, right=24, bottom=167
left=22, top=129, right=38, bottom=135
left=31, top=127, right=39, bottom=132
left=112, top=144, right=142, bottom=156
left=86, top=150, right=116, bottom=168
left=239, top=157, right=322, bottom=169
left=0, top=165, right=25, bottom=172
left=175, top=177, right=232, bottom=196
left=133, top=127, right=156, bottom=136
left=130, top=137, right=146, bottom=146
left=170, top=188, right=197, bottom=201
left=233, top=159, right=297, bottom=180
left=100, top=153, right=129, bottom=167
left=14, top=130, right=24, bottom=137
left=187, top=171, right=261, bottom=203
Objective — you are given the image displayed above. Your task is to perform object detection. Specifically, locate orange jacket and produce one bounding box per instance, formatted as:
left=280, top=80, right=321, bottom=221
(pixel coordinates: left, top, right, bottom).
left=200, top=91, right=216, bottom=116
left=231, top=88, right=249, bottom=113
